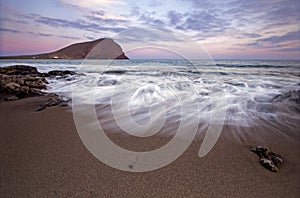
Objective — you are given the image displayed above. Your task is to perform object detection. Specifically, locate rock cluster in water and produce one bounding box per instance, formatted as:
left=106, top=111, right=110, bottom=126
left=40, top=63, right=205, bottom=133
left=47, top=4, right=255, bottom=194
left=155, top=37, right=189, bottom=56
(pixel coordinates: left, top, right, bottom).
left=250, top=146, right=283, bottom=172
left=272, top=90, right=300, bottom=104
left=0, top=65, right=74, bottom=103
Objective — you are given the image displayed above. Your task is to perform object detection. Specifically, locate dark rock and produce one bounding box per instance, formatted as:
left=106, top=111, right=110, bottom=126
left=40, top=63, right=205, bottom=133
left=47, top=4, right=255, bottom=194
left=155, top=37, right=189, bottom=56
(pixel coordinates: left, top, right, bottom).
left=24, top=79, right=46, bottom=89
left=30, top=88, right=43, bottom=95
left=59, top=102, right=69, bottom=107
left=270, top=154, right=283, bottom=167
left=272, top=90, right=300, bottom=104
left=259, top=158, right=278, bottom=172
left=4, top=95, right=19, bottom=101
left=35, top=105, right=47, bottom=111
left=103, top=70, right=126, bottom=74
left=35, top=96, right=70, bottom=111
left=19, top=86, right=30, bottom=96
left=250, top=146, right=283, bottom=172
left=47, top=70, right=76, bottom=76
left=0, top=73, right=46, bottom=99
left=0, top=65, right=40, bottom=75
left=250, top=146, right=270, bottom=158
left=0, top=65, right=76, bottom=105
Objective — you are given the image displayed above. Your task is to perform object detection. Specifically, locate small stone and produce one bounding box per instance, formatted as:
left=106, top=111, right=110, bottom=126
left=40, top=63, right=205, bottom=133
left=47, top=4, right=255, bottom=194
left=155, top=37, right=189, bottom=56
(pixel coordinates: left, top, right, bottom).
left=250, top=146, right=283, bottom=172
left=259, top=158, right=278, bottom=172
left=250, top=146, right=270, bottom=159
left=4, top=95, right=19, bottom=101
left=35, top=105, right=47, bottom=111
left=59, top=102, right=69, bottom=107
left=270, top=152, right=283, bottom=167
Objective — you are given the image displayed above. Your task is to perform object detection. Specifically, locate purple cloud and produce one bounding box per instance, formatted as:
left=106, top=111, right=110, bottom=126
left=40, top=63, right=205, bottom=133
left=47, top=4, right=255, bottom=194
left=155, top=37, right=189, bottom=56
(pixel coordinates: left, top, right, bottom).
left=167, top=11, right=182, bottom=26
left=138, top=14, right=165, bottom=26
left=0, top=27, right=20, bottom=33
left=257, top=31, right=300, bottom=44
left=86, top=15, right=127, bottom=26
left=34, top=15, right=125, bottom=33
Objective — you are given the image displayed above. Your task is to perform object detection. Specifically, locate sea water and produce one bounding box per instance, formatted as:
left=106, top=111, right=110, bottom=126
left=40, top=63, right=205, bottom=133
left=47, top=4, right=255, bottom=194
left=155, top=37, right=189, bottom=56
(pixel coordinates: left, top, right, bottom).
left=1, top=59, right=299, bottom=137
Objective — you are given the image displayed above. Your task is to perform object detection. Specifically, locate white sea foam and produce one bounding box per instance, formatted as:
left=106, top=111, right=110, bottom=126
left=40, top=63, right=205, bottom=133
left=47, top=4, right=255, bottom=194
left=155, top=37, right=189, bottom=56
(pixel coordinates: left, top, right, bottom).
left=1, top=59, right=299, bottom=131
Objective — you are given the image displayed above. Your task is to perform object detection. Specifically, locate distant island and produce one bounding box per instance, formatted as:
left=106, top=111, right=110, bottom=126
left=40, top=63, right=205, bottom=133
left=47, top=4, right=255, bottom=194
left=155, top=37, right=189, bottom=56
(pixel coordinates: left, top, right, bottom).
left=0, top=38, right=128, bottom=59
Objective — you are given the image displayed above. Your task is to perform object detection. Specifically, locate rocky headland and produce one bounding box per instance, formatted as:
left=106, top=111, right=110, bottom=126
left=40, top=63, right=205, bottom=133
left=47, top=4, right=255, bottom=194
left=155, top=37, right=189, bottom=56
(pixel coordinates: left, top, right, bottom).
left=0, top=38, right=128, bottom=60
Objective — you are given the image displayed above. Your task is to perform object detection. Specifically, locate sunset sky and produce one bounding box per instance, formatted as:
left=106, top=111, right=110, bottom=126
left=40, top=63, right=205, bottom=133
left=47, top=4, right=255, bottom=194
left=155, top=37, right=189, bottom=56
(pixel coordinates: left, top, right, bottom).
left=0, top=0, right=299, bottom=59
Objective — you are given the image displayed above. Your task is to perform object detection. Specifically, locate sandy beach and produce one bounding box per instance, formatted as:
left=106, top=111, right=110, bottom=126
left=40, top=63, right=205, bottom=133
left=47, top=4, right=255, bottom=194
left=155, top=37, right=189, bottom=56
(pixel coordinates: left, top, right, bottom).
left=1, top=95, right=299, bottom=197
left=1, top=0, right=300, bottom=196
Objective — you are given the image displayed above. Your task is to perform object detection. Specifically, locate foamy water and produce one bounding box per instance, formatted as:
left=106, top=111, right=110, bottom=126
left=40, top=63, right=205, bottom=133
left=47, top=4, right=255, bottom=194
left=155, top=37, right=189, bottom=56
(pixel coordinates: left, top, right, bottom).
left=1, top=59, right=299, bottom=135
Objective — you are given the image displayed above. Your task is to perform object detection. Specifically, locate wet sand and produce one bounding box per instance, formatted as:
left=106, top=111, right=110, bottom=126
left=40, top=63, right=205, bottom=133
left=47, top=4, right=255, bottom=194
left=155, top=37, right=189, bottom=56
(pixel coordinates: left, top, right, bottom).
left=1, top=96, right=300, bottom=197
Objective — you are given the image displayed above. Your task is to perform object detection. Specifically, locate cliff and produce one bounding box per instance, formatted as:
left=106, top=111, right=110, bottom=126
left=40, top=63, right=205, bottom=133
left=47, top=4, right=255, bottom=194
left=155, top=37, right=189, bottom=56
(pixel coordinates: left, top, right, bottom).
left=0, top=38, right=128, bottom=59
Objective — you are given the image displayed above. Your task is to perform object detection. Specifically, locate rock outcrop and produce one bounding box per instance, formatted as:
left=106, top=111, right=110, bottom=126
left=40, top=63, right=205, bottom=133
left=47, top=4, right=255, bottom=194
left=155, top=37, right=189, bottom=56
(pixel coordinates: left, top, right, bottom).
left=0, top=38, right=128, bottom=60
left=0, top=65, right=74, bottom=101
left=0, top=66, right=46, bottom=100
left=0, top=65, right=41, bottom=75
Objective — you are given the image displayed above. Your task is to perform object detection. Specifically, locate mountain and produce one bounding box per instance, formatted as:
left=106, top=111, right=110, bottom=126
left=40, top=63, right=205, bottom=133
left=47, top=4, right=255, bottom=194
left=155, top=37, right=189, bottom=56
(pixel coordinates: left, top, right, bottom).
left=0, top=38, right=128, bottom=59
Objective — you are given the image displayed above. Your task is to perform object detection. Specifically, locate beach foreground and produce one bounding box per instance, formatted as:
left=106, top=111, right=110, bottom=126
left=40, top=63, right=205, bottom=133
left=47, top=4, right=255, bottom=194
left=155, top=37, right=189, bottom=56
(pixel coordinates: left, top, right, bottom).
left=1, top=96, right=299, bottom=197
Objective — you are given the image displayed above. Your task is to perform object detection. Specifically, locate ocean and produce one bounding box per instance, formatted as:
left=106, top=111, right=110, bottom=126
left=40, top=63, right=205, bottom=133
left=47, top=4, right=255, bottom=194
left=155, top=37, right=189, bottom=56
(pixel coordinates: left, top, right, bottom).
left=1, top=59, right=299, bottom=139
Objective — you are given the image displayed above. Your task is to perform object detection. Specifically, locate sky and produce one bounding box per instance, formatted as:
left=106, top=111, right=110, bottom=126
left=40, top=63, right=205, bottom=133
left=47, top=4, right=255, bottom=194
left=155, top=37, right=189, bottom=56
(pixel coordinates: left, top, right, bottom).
left=0, top=0, right=299, bottom=59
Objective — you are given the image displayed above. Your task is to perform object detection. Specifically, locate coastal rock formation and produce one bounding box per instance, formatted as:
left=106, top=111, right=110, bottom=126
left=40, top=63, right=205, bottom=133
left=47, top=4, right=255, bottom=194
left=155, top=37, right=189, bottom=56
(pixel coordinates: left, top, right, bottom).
left=0, top=66, right=46, bottom=100
left=0, top=65, right=41, bottom=76
left=0, top=65, right=74, bottom=101
left=250, top=146, right=283, bottom=172
left=0, top=38, right=128, bottom=60
left=272, top=90, right=300, bottom=104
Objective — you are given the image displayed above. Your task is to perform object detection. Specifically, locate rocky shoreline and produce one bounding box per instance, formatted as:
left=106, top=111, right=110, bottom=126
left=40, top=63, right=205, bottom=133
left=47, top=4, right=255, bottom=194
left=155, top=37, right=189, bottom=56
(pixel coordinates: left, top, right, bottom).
left=0, top=65, right=74, bottom=110
left=0, top=65, right=74, bottom=101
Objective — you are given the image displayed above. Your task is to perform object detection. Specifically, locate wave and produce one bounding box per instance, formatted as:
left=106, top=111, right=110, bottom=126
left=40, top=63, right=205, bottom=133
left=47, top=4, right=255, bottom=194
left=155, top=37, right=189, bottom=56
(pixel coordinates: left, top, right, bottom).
left=2, top=59, right=300, bottom=131
left=215, top=63, right=299, bottom=68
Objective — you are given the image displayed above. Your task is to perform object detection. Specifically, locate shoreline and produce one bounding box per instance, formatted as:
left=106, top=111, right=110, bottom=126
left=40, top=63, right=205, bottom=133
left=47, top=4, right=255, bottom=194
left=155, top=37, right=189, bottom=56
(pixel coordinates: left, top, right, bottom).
left=1, top=96, right=299, bottom=197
